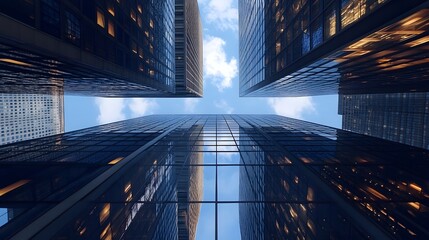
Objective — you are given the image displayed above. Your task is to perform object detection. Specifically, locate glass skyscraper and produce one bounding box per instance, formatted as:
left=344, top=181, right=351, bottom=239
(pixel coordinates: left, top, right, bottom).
left=339, top=92, right=429, bottom=149
left=239, top=0, right=429, bottom=97
left=0, top=0, right=203, bottom=97
left=0, top=115, right=428, bottom=239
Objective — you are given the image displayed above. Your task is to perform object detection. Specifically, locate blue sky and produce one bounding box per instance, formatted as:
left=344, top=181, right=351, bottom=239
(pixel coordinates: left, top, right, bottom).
left=65, top=0, right=341, bottom=132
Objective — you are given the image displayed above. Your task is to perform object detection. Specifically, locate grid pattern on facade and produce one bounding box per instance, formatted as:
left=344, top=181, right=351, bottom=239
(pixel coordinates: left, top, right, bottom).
left=175, top=0, right=203, bottom=97
left=239, top=0, right=429, bottom=97
left=339, top=92, right=429, bottom=149
left=0, top=115, right=428, bottom=239
left=0, top=0, right=179, bottom=97
left=0, top=92, right=64, bottom=145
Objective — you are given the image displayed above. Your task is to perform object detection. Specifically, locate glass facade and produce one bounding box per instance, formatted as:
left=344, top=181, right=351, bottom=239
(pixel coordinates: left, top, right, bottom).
left=339, top=92, right=429, bottom=149
left=0, top=0, right=202, bottom=97
left=0, top=92, right=64, bottom=145
left=0, top=115, right=428, bottom=239
left=239, top=0, right=429, bottom=97
left=175, top=0, right=203, bottom=97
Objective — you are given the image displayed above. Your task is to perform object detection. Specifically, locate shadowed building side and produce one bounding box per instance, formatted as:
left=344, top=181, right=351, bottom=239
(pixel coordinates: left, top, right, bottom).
left=339, top=92, right=429, bottom=149
left=239, top=0, right=429, bottom=97
left=0, top=0, right=181, bottom=97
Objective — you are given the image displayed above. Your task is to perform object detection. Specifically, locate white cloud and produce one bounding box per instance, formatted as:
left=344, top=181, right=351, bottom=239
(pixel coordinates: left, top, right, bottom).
left=204, top=36, right=238, bottom=92
left=267, top=97, right=316, bottom=119
left=128, top=98, right=158, bottom=117
left=95, top=98, right=126, bottom=124
left=199, top=0, right=238, bottom=31
left=214, top=99, right=234, bottom=114
left=184, top=98, right=200, bottom=113
left=95, top=98, right=157, bottom=125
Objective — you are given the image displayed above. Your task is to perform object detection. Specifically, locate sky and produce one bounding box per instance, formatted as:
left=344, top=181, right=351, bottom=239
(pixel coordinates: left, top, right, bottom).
left=64, top=0, right=341, bottom=132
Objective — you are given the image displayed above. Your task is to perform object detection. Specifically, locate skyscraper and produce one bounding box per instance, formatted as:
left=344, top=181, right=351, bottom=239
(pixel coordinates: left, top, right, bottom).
left=0, top=91, right=64, bottom=145
left=0, top=115, right=428, bottom=239
left=175, top=0, right=204, bottom=97
left=239, top=0, right=429, bottom=97
left=339, top=92, right=429, bottom=149
left=0, top=0, right=203, bottom=97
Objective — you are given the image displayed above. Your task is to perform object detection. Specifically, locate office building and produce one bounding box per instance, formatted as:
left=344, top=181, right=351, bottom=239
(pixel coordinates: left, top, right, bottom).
left=175, top=0, right=203, bottom=97
left=339, top=92, right=429, bottom=149
left=0, top=91, right=64, bottom=145
left=239, top=0, right=429, bottom=97
left=0, top=115, right=428, bottom=239
left=0, top=0, right=203, bottom=97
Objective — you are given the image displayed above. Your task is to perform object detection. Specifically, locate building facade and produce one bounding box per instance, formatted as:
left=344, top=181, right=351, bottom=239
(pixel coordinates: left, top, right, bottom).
left=339, top=92, right=429, bottom=149
left=0, top=0, right=202, bottom=97
left=175, top=0, right=203, bottom=97
left=239, top=0, right=429, bottom=97
left=0, top=115, right=428, bottom=239
left=0, top=91, right=64, bottom=145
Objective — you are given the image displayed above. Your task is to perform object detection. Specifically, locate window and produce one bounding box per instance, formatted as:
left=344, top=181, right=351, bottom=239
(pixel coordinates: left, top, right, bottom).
left=108, top=20, right=115, bottom=37
left=65, top=11, right=81, bottom=44
left=324, top=4, right=337, bottom=38
left=107, top=5, right=115, bottom=16
left=341, top=0, right=366, bottom=28
left=130, top=10, right=136, bottom=22
left=97, top=9, right=105, bottom=28
left=41, top=0, right=60, bottom=36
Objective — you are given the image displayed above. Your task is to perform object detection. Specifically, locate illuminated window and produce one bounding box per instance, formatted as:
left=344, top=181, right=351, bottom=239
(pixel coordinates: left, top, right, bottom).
left=130, top=10, right=136, bottom=22
left=108, top=20, right=115, bottom=37
left=131, top=41, right=137, bottom=54
left=100, top=224, right=112, bottom=240
left=99, top=203, right=110, bottom=223
left=325, top=6, right=336, bottom=38
left=138, top=47, right=143, bottom=59
left=107, top=5, right=115, bottom=16
left=341, top=0, right=365, bottom=28
left=96, top=9, right=105, bottom=28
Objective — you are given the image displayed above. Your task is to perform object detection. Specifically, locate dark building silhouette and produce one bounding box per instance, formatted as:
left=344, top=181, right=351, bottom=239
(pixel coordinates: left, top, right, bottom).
left=0, top=0, right=203, bottom=97
left=239, top=0, right=429, bottom=97
left=339, top=92, right=429, bottom=149
left=0, top=115, right=428, bottom=239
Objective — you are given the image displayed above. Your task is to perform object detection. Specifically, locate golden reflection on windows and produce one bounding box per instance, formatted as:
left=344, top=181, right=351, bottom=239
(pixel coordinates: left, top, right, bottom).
left=96, top=9, right=105, bottom=28
left=326, top=10, right=336, bottom=38
left=99, top=203, right=110, bottom=223
left=341, top=0, right=366, bottom=28
left=107, top=20, right=115, bottom=37
left=100, top=223, right=112, bottom=240
left=124, top=182, right=132, bottom=193
left=107, top=5, right=115, bottom=16
left=0, top=58, right=33, bottom=67
left=0, top=179, right=31, bottom=196
left=108, top=157, right=124, bottom=165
